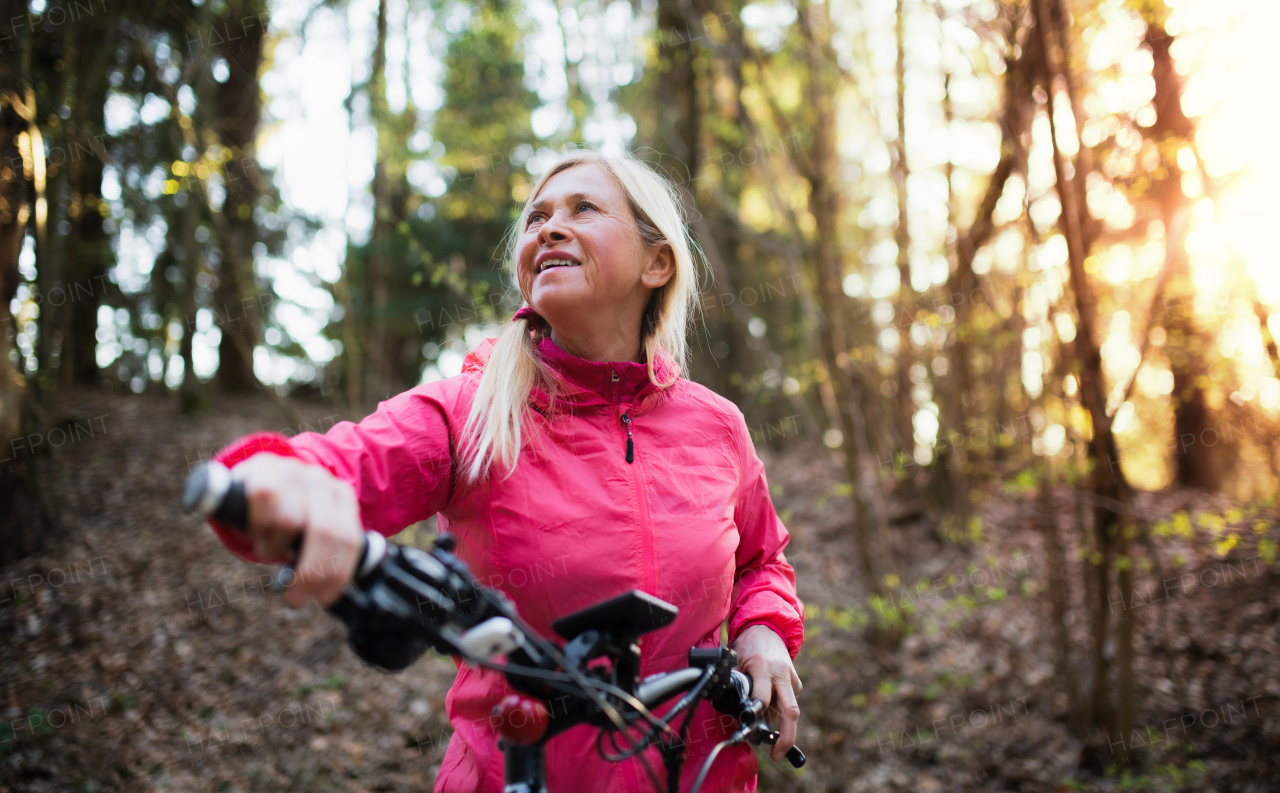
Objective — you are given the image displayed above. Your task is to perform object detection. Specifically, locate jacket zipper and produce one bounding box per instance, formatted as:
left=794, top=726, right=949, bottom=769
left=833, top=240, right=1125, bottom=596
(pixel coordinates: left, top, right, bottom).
left=617, top=405, right=657, bottom=674
left=621, top=412, right=634, bottom=463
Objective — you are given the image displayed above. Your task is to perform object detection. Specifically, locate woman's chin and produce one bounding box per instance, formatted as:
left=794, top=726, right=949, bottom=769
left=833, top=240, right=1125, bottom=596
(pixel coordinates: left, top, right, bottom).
left=529, top=285, right=589, bottom=316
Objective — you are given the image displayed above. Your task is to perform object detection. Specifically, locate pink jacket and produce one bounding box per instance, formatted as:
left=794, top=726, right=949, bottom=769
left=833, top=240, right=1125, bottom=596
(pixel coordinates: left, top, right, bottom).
left=209, top=334, right=804, bottom=793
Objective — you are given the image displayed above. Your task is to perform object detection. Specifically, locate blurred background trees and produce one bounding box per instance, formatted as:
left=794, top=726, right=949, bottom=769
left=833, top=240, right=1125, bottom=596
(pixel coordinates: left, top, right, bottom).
left=2, top=0, right=1278, bottom=773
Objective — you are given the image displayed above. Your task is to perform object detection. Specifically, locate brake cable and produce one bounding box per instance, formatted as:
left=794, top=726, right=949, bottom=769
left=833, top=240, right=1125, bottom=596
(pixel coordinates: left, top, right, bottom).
left=598, top=666, right=713, bottom=762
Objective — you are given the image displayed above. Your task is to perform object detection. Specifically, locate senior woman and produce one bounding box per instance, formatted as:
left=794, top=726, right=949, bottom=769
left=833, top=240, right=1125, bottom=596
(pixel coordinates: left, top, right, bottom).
left=204, top=149, right=804, bottom=792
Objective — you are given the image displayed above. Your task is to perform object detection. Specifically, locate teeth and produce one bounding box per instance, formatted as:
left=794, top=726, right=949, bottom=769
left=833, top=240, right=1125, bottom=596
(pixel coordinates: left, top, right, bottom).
left=539, top=259, right=578, bottom=272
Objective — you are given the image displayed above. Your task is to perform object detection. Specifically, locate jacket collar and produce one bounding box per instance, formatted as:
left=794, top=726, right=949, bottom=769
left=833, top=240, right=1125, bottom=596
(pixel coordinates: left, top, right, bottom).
left=462, top=335, right=681, bottom=411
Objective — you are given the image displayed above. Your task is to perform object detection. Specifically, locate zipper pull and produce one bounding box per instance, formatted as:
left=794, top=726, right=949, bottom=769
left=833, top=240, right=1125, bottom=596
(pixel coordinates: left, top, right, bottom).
left=622, top=412, right=634, bottom=463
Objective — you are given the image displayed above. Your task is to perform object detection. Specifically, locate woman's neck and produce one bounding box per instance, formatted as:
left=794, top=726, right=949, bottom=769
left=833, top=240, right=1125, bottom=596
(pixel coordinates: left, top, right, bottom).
left=549, top=328, right=644, bottom=364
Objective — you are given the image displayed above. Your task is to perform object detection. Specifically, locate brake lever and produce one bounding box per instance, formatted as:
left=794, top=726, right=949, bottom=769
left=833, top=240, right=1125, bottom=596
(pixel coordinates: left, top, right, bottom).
left=727, top=670, right=806, bottom=769
left=716, top=715, right=805, bottom=769
left=756, top=728, right=806, bottom=769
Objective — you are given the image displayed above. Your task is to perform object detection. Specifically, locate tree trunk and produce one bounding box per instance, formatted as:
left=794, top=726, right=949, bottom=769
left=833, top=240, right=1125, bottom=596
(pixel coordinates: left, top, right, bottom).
left=1045, top=337, right=1086, bottom=735
left=936, top=50, right=1026, bottom=528
left=1033, top=0, right=1133, bottom=758
left=61, top=15, right=114, bottom=387
left=893, top=0, right=915, bottom=454
left=366, top=0, right=391, bottom=408
left=1144, top=22, right=1214, bottom=489
left=177, top=177, right=207, bottom=414
left=212, top=0, right=268, bottom=393
left=993, top=278, right=1025, bottom=466
left=1050, top=0, right=1100, bottom=251
left=795, top=0, right=895, bottom=628
left=674, top=0, right=815, bottom=427
left=1113, top=509, right=1137, bottom=766
left=656, top=0, right=699, bottom=169
left=0, top=5, right=44, bottom=563
left=36, top=19, right=71, bottom=381
left=1039, top=457, right=1080, bottom=730
left=651, top=0, right=739, bottom=400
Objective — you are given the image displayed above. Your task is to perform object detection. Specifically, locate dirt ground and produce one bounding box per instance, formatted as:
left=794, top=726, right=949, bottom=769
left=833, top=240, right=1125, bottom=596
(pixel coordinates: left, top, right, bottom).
left=1, top=388, right=1277, bottom=792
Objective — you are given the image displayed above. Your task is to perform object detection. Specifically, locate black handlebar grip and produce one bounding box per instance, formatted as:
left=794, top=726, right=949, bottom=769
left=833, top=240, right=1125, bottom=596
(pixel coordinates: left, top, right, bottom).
left=184, top=461, right=247, bottom=529
left=184, top=461, right=303, bottom=562
left=212, top=480, right=248, bottom=529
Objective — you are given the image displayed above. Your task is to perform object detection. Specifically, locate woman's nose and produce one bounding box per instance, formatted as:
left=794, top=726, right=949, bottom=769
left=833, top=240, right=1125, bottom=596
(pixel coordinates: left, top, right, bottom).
left=538, top=211, right=571, bottom=244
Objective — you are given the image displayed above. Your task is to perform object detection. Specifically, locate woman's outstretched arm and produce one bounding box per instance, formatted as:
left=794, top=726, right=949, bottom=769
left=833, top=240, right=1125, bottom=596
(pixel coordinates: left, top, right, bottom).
left=204, top=380, right=467, bottom=605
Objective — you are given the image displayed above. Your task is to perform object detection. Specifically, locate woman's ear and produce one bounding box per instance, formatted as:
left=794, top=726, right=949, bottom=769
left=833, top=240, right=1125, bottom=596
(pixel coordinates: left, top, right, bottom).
left=640, top=244, right=676, bottom=289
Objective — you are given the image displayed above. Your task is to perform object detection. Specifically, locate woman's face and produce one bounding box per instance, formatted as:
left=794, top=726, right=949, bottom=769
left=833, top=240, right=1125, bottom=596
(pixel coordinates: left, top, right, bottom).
left=516, top=163, right=670, bottom=328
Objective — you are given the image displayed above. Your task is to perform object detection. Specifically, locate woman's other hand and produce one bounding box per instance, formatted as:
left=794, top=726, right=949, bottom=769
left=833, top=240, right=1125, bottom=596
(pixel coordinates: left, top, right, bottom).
left=232, top=453, right=364, bottom=609
left=733, top=623, right=803, bottom=762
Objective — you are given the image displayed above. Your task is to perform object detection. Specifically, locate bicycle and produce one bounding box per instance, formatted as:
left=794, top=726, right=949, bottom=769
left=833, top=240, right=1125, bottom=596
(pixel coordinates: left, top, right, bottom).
left=183, top=460, right=805, bottom=793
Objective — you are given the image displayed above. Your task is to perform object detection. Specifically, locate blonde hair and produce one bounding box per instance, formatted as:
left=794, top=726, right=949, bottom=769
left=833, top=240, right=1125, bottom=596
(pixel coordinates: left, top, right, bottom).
left=458, top=149, right=704, bottom=484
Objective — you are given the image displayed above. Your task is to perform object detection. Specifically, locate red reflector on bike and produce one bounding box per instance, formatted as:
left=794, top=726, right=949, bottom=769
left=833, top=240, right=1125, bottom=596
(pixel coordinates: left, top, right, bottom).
left=493, top=695, right=549, bottom=746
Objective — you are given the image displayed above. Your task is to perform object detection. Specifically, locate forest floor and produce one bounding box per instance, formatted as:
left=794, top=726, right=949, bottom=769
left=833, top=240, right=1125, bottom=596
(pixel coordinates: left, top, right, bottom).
left=0, top=388, right=1277, bottom=793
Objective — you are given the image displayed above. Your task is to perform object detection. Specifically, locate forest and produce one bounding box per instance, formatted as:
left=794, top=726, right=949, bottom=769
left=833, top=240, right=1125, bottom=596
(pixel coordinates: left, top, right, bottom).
left=1, top=0, right=1277, bottom=790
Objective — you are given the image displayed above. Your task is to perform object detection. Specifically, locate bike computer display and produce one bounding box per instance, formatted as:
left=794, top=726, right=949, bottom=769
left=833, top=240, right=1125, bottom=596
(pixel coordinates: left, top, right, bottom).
left=551, top=589, right=679, bottom=641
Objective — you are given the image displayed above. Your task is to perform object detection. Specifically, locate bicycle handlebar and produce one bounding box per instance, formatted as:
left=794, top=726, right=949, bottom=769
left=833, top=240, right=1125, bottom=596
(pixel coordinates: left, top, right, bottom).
left=183, top=460, right=804, bottom=790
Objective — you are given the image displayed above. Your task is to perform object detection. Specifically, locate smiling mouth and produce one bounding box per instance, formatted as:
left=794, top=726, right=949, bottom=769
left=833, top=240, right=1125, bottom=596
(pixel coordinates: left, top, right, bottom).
left=538, top=259, right=580, bottom=273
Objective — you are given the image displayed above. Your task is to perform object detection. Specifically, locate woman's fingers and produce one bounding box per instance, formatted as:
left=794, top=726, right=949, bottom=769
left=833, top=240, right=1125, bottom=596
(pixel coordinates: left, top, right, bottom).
left=731, top=625, right=803, bottom=763
left=286, top=470, right=362, bottom=608
left=751, top=661, right=801, bottom=762
left=769, top=668, right=802, bottom=762
left=240, top=455, right=305, bottom=562
left=752, top=659, right=801, bottom=762
left=232, top=454, right=363, bottom=609
left=749, top=668, right=773, bottom=711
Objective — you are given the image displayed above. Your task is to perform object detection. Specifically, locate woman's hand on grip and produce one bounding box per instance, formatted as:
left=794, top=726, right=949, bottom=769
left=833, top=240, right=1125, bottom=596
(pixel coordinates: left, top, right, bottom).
left=733, top=623, right=802, bottom=763
left=232, top=453, right=363, bottom=608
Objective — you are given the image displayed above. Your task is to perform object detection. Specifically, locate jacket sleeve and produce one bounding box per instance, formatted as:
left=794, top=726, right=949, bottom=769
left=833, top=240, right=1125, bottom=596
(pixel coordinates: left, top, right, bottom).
left=724, top=408, right=805, bottom=660
left=206, top=383, right=460, bottom=565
